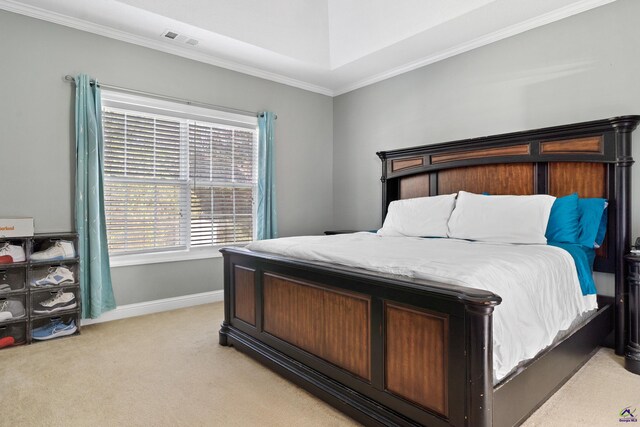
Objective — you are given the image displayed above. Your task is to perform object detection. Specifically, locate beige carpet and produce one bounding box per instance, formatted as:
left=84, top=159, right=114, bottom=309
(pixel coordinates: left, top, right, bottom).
left=0, top=303, right=638, bottom=427
left=522, top=347, right=640, bottom=426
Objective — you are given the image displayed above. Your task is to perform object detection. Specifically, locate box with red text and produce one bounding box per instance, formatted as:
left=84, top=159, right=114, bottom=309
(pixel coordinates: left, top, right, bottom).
left=0, top=218, right=34, bottom=237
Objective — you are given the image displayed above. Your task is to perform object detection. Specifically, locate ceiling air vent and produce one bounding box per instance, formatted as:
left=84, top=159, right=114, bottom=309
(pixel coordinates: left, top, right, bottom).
left=161, top=30, right=199, bottom=47
left=163, top=30, right=179, bottom=40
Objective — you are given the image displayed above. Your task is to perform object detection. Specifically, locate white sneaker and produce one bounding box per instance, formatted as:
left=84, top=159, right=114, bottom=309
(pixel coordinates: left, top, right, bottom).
left=33, top=290, right=77, bottom=314
left=0, top=243, right=26, bottom=264
left=30, top=240, right=76, bottom=262
left=32, top=267, right=75, bottom=287
left=0, top=301, right=11, bottom=321
left=0, top=299, right=25, bottom=320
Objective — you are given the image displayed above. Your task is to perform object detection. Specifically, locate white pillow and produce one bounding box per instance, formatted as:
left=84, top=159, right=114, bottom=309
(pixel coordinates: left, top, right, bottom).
left=447, top=191, right=556, bottom=244
left=378, top=194, right=457, bottom=238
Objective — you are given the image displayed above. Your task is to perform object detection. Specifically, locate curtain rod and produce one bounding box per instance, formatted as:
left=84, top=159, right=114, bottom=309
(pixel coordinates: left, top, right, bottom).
left=64, top=75, right=276, bottom=119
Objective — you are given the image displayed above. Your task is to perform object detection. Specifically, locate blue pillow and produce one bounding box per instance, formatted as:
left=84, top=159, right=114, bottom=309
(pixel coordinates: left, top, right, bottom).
left=595, top=207, right=608, bottom=246
left=577, top=198, right=608, bottom=248
left=545, top=193, right=580, bottom=244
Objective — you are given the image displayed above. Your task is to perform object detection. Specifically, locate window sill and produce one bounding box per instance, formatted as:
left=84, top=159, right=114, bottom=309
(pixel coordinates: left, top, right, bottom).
left=109, top=245, right=246, bottom=268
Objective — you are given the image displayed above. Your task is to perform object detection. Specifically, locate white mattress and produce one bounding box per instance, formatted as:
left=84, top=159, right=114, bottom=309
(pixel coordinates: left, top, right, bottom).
left=247, top=233, right=597, bottom=382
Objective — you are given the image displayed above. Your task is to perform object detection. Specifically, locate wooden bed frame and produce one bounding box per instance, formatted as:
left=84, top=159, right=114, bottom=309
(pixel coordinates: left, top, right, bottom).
left=219, top=116, right=640, bottom=426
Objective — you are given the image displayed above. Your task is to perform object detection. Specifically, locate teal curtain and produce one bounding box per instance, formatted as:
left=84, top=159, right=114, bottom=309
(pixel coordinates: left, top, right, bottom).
left=257, top=112, right=277, bottom=240
left=75, top=74, right=116, bottom=319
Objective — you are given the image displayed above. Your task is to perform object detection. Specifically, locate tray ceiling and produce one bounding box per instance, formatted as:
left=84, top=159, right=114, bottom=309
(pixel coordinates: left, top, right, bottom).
left=0, top=0, right=616, bottom=95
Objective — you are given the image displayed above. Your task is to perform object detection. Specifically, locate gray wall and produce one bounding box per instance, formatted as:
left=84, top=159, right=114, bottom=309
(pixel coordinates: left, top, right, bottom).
left=2, top=0, right=638, bottom=305
left=0, top=10, right=333, bottom=305
left=333, top=0, right=640, bottom=295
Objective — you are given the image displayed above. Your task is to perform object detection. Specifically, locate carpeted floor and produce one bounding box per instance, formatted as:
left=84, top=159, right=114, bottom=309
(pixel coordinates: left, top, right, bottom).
left=1, top=302, right=638, bottom=426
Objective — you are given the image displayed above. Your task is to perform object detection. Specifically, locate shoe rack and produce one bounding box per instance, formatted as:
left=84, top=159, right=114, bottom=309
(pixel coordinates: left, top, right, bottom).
left=0, top=232, right=81, bottom=350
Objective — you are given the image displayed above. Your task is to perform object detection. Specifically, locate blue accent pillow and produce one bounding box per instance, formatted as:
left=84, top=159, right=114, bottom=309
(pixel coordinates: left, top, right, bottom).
left=577, top=198, right=608, bottom=248
left=545, top=193, right=580, bottom=244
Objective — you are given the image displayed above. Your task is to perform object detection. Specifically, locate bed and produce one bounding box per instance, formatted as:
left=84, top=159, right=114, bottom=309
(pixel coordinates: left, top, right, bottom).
left=219, top=116, right=640, bottom=426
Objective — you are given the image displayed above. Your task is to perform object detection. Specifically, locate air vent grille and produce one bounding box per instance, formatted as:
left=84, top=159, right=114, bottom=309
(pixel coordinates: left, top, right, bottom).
left=161, top=30, right=199, bottom=47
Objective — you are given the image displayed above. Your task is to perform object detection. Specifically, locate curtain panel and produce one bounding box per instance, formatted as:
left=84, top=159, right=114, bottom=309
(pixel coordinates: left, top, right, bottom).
left=257, top=112, right=277, bottom=240
left=75, top=74, right=116, bottom=318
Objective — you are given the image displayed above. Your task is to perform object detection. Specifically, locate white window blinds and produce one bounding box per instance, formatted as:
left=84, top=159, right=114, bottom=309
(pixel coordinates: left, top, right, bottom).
left=189, top=123, right=256, bottom=247
left=101, top=93, right=258, bottom=257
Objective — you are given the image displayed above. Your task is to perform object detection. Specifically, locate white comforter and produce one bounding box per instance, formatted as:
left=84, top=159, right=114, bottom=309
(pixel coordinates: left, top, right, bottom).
left=246, top=233, right=597, bottom=381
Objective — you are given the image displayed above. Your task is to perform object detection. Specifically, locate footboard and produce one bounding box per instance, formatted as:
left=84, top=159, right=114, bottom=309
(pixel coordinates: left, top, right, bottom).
left=219, top=247, right=501, bottom=427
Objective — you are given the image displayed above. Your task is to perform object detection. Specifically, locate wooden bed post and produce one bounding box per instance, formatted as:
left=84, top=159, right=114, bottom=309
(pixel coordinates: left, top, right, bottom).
left=380, top=152, right=388, bottom=222
left=613, top=117, right=639, bottom=355
left=466, top=303, right=497, bottom=426
left=219, top=251, right=232, bottom=346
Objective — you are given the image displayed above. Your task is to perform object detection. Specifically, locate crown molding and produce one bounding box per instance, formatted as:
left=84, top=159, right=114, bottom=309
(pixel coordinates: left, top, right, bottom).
left=0, top=0, right=335, bottom=96
left=333, top=0, right=617, bottom=96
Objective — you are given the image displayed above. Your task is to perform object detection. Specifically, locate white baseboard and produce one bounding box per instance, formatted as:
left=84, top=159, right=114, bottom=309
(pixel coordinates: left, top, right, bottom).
left=81, top=290, right=224, bottom=326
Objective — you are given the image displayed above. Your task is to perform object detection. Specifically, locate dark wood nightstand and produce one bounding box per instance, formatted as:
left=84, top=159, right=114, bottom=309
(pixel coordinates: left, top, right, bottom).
left=624, top=253, right=640, bottom=374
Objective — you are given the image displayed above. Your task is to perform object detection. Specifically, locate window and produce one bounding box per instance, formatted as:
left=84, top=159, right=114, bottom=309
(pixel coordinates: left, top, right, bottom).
left=101, top=91, right=258, bottom=265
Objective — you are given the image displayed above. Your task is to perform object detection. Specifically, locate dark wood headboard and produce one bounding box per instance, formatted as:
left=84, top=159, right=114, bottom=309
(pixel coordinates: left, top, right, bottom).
left=377, top=116, right=640, bottom=354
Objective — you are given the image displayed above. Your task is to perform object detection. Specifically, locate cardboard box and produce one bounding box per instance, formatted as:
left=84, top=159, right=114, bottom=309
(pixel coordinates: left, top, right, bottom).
left=0, top=218, right=34, bottom=237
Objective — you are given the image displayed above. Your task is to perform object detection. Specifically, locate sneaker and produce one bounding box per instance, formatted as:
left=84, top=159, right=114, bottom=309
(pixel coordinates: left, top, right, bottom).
left=32, top=319, right=77, bottom=341
left=30, top=240, right=75, bottom=262
left=0, top=271, right=13, bottom=292
left=0, top=299, right=26, bottom=321
left=0, top=336, right=15, bottom=348
left=32, top=267, right=74, bottom=287
left=0, top=243, right=26, bottom=264
left=0, top=301, right=10, bottom=321
left=33, top=290, right=77, bottom=314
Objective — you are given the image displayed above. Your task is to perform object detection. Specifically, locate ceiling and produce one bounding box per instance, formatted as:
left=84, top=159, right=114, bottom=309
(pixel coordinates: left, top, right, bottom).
left=1, top=0, right=616, bottom=96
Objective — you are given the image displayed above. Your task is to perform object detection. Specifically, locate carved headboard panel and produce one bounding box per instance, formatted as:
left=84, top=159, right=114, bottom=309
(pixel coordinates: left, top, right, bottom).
left=377, top=116, right=640, bottom=354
